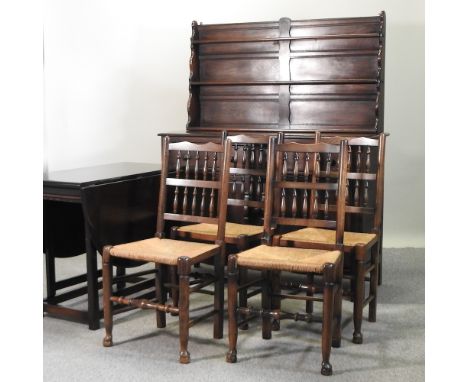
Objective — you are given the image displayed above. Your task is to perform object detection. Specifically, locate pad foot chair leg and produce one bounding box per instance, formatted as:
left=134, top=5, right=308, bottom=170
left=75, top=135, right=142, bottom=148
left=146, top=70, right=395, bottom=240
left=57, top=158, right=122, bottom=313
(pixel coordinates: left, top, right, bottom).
left=226, top=255, right=239, bottom=363
left=321, top=263, right=335, bottom=376
left=321, top=362, right=333, bottom=376
left=102, top=246, right=114, bottom=347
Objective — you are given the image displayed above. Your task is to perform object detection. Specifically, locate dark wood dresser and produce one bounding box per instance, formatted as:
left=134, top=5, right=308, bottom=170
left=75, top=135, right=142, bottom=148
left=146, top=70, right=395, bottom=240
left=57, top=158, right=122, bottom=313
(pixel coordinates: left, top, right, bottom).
left=160, top=12, right=387, bottom=279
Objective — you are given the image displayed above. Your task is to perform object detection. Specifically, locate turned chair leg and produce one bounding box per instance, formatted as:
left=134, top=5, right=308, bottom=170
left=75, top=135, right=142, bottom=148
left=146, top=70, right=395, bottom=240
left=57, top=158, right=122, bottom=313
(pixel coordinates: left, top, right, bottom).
left=321, top=264, right=335, bottom=376
left=261, top=270, right=272, bottom=340
left=226, top=254, right=238, bottom=363
left=102, top=246, right=113, bottom=347
left=369, top=244, right=379, bottom=322
left=155, top=264, right=167, bottom=328
left=178, top=257, right=191, bottom=364
left=353, top=254, right=366, bottom=344
left=213, top=249, right=224, bottom=339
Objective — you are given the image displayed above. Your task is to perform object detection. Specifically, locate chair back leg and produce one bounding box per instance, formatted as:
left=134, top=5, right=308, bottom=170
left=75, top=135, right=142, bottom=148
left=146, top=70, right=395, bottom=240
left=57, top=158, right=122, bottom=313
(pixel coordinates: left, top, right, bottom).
left=226, top=254, right=239, bottom=363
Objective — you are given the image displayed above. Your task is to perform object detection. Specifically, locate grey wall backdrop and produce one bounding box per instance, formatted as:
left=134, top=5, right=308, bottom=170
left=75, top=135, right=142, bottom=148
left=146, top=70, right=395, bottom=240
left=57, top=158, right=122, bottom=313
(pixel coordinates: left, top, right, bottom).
left=44, top=0, right=424, bottom=247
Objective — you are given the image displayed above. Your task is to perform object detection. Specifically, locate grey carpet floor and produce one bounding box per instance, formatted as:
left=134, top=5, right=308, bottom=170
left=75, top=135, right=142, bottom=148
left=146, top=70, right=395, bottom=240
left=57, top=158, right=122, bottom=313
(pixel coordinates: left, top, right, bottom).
left=43, top=248, right=424, bottom=381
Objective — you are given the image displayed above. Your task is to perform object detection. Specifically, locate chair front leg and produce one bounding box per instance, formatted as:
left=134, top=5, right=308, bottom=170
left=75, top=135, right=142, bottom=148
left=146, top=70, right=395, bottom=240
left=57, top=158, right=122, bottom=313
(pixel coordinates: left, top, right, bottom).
left=226, top=254, right=239, bottom=363
left=178, top=257, right=191, bottom=364
left=321, top=263, right=335, bottom=376
left=102, top=246, right=113, bottom=347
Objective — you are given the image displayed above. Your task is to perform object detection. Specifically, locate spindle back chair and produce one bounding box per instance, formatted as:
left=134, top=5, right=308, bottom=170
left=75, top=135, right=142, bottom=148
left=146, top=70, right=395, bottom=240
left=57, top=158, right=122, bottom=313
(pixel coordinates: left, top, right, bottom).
left=226, top=139, right=348, bottom=376
left=102, top=137, right=232, bottom=363
left=171, top=134, right=276, bottom=327
left=173, top=134, right=274, bottom=244
left=278, top=132, right=386, bottom=344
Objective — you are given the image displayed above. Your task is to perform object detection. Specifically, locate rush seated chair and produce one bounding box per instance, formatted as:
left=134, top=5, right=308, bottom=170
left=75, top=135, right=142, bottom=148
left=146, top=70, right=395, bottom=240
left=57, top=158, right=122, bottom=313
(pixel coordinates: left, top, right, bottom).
left=226, top=139, right=348, bottom=376
left=170, top=134, right=276, bottom=327
left=277, top=132, right=386, bottom=344
left=173, top=134, right=274, bottom=244
left=101, top=137, right=231, bottom=364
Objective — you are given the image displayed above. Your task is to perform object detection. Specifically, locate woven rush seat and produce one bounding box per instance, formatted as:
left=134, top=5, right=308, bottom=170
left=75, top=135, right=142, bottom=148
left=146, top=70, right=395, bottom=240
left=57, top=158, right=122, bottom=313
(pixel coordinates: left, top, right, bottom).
left=236, top=244, right=341, bottom=273
left=281, top=227, right=376, bottom=247
left=110, top=237, right=220, bottom=265
left=177, top=222, right=263, bottom=239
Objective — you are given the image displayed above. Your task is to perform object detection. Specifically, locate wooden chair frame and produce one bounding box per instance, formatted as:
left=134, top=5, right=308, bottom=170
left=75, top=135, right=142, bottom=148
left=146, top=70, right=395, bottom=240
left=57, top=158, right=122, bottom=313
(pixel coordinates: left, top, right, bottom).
left=170, top=133, right=276, bottom=329
left=226, top=140, right=348, bottom=376
left=102, top=137, right=232, bottom=363
left=277, top=132, right=386, bottom=344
